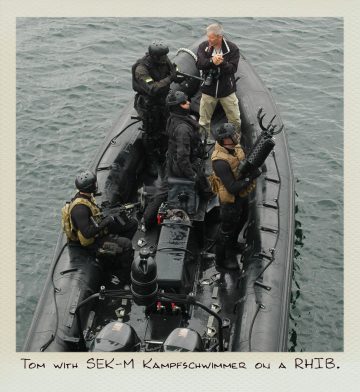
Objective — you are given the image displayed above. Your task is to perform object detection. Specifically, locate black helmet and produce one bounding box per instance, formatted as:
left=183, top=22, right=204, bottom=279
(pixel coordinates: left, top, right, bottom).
left=216, top=123, right=237, bottom=144
left=148, top=41, right=169, bottom=57
left=75, top=170, right=98, bottom=193
left=148, top=41, right=169, bottom=64
left=166, top=90, right=188, bottom=106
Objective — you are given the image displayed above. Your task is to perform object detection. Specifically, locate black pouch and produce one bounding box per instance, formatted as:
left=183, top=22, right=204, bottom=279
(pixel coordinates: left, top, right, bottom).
left=167, top=176, right=198, bottom=215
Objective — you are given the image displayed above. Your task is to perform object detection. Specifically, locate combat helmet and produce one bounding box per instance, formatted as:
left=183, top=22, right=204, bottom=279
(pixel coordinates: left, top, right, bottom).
left=148, top=41, right=169, bottom=64
left=75, top=170, right=98, bottom=193
left=166, top=90, right=188, bottom=106
left=215, top=123, right=238, bottom=145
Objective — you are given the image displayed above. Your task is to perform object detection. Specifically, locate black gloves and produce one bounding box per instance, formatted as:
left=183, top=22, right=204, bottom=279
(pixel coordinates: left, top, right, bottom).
left=169, top=67, right=177, bottom=82
left=170, top=63, right=177, bottom=82
left=98, top=215, right=115, bottom=229
left=98, top=241, right=123, bottom=256
left=249, top=168, right=262, bottom=181
left=240, top=177, right=251, bottom=187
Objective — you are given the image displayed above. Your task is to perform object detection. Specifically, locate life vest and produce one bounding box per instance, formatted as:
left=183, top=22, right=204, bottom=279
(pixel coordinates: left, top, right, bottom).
left=210, top=142, right=254, bottom=203
left=61, top=195, right=102, bottom=246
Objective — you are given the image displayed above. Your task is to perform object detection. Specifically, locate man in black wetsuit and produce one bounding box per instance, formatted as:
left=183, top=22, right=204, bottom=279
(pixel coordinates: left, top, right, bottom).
left=132, top=41, right=178, bottom=177
left=64, top=170, right=137, bottom=276
left=210, top=123, right=259, bottom=270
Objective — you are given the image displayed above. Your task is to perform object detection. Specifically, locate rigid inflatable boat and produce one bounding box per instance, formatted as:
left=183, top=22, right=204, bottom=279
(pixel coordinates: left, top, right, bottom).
left=23, top=39, right=294, bottom=352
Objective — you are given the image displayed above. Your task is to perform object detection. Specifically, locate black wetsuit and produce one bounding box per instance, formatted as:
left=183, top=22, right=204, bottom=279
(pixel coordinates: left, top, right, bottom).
left=71, top=203, right=137, bottom=241
left=212, top=158, right=250, bottom=259
left=132, top=54, right=174, bottom=169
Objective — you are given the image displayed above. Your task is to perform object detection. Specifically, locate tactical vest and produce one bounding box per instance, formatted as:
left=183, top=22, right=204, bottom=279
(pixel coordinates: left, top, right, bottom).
left=61, top=195, right=102, bottom=246
left=132, top=54, right=171, bottom=97
left=210, top=142, right=253, bottom=203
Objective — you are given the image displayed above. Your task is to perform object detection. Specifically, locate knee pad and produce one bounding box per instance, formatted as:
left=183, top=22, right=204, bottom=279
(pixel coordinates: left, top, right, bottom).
left=127, top=219, right=138, bottom=238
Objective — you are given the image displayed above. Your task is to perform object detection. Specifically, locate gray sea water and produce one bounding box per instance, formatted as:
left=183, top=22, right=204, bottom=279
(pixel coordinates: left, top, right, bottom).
left=16, top=17, right=343, bottom=352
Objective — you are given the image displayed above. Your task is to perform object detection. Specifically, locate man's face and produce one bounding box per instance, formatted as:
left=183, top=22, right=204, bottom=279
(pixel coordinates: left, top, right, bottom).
left=180, top=100, right=190, bottom=110
left=151, top=54, right=168, bottom=65
left=207, top=33, right=222, bottom=48
left=222, top=137, right=236, bottom=150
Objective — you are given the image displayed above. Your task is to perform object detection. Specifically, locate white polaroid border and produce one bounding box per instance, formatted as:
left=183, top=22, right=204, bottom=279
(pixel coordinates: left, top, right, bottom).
left=1, top=0, right=357, bottom=391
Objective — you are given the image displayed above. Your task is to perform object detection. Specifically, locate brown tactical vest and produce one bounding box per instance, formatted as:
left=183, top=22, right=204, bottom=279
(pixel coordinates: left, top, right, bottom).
left=210, top=142, right=254, bottom=203
left=62, top=196, right=102, bottom=246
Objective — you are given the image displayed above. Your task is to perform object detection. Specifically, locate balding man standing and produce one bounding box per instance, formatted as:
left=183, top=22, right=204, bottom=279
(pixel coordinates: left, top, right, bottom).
left=196, top=23, right=241, bottom=138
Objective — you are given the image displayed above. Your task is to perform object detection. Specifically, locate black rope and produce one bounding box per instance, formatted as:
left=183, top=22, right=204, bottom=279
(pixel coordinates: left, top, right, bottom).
left=248, top=305, right=261, bottom=352
left=40, top=241, right=68, bottom=351
left=245, top=253, right=276, bottom=352
left=75, top=293, right=100, bottom=351
left=246, top=148, right=282, bottom=351
left=74, top=291, right=134, bottom=350
left=95, top=119, right=141, bottom=172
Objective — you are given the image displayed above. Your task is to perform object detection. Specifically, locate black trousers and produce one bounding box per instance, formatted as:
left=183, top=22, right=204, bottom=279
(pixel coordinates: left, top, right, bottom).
left=219, top=197, right=248, bottom=245
left=106, top=217, right=138, bottom=240
left=135, top=96, right=168, bottom=164
left=96, top=218, right=137, bottom=275
left=215, top=197, right=249, bottom=265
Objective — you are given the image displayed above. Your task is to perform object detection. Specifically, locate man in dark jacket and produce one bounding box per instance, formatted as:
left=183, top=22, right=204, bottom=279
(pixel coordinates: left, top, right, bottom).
left=64, top=170, right=137, bottom=277
left=166, top=90, right=212, bottom=199
left=132, top=41, right=177, bottom=177
left=142, top=91, right=212, bottom=229
left=196, top=23, right=241, bottom=138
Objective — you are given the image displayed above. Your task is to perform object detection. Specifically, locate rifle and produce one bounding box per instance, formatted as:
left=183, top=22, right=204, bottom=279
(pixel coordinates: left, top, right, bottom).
left=176, top=71, right=203, bottom=82
left=100, top=201, right=140, bottom=226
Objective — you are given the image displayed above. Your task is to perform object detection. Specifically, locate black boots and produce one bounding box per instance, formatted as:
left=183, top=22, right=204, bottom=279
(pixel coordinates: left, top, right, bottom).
left=215, top=230, right=241, bottom=271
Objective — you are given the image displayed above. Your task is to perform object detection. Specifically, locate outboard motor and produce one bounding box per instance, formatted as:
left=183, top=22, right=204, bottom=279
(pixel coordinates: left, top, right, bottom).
left=163, top=328, right=204, bottom=352
left=131, top=248, right=158, bottom=306
left=90, top=322, right=140, bottom=352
